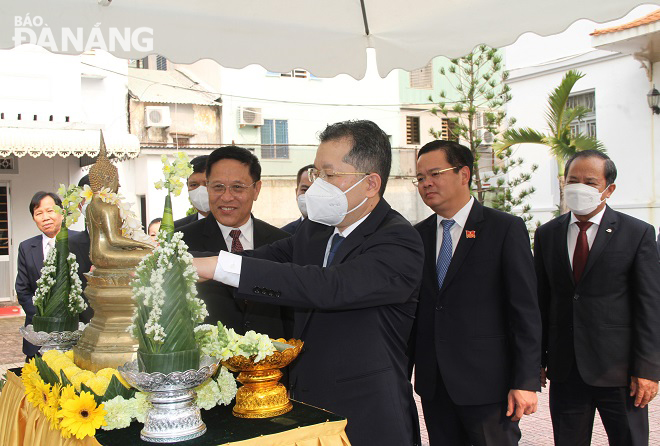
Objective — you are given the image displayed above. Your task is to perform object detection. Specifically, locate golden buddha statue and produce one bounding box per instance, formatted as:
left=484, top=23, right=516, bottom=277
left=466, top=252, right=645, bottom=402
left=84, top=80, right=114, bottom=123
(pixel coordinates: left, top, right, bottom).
left=74, top=133, right=152, bottom=371
left=86, top=139, right=153, bottom=269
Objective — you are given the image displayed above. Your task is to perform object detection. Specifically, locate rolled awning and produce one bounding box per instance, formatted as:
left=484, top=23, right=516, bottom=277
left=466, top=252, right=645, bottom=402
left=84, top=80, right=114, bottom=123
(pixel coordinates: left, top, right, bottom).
left=0, top=128, right=140, bottom=158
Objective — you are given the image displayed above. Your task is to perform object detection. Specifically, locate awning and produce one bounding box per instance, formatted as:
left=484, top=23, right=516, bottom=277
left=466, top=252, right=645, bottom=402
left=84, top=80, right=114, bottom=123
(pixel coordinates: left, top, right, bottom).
left=0, top=0, right=656, bottom=79
left=0, top=128, right=140, bottom=158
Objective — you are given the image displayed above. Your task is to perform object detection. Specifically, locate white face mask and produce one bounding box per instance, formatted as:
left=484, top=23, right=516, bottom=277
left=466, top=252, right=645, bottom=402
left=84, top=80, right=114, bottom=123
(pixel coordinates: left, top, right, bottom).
left=305, top=177, right=368, bottom=226
left=188, top=186, right=210, bottom=213
left=297, top=194, right=308, bottom=217
left=565, top=183, right=609, bottom=215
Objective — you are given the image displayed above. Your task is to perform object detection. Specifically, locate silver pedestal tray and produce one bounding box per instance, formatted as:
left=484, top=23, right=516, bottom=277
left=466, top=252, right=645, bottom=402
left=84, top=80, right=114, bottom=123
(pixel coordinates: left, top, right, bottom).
left=118, top=355, right=219, bottom=443
left=19, top=323, right=86, bottom=354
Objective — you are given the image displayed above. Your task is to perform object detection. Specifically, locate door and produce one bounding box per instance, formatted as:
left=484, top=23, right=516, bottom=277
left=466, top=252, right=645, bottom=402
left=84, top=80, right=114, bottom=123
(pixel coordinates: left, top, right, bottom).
left=0, top=183, right=12, bottom=300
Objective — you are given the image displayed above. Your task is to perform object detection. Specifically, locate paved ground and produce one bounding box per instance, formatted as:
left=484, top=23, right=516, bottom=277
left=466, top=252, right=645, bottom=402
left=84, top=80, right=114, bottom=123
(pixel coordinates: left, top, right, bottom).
left=1, top=314, right=658, bottom=445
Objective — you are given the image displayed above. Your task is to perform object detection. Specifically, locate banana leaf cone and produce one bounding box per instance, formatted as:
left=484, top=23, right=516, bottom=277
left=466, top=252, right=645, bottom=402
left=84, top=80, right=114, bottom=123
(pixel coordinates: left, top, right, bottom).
left=32, top=226, right=78, bottom=333
left=135, top=192, right=200, bottom=373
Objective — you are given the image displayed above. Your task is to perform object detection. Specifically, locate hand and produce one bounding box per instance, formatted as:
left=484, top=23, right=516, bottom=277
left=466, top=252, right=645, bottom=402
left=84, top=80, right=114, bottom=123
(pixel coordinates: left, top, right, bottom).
left=540, top=367, right=547, bottom=388
left=506, top=389, right=537, bottom=421
left=630, top=376, right=659, bottom=408
left=192, top=256, right=219, bottom=281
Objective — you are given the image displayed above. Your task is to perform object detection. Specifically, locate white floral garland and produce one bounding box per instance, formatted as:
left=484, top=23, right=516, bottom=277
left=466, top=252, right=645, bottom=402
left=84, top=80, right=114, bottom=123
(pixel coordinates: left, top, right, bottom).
left=129, top=231, right=208, bottom=343
left=83, top=185, right=155, bottom=246
left=33, top=247, right=86, bottom=315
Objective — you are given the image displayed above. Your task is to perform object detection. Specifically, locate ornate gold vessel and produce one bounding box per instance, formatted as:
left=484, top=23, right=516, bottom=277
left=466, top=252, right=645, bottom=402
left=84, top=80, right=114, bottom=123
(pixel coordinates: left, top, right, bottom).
left=222, top=339, right=303, bottom=419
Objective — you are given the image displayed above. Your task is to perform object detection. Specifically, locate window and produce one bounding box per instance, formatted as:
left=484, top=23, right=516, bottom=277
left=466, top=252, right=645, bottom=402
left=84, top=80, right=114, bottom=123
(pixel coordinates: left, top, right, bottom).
left=441, top=118, right=458, bottom=141
left=261, top=119, right=289, bottom=159
left=0, top=157, right=17, bottom=173
left=410, top=62, right=433, bottom=89
left=267, top=69, right=310, bottom=78
left=406, top=116, right=420, bottom=145
left=0, top=184, right=8, bottom=256
left=567, top=91, right=596, bottom=138
left=156, top=55, right=167, bottom=71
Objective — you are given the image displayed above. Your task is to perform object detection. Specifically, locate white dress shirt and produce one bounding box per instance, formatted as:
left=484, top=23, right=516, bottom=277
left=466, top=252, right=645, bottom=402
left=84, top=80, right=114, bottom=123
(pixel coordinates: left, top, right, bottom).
left=217, top=218, right=254, bottom=251
left=435, top=196, right=475, bottom=259
left=42, top=234, right=56, bottom=258
left=567, top=207, right=606, bottom=268
left=214, top=212, right=373, bottom=287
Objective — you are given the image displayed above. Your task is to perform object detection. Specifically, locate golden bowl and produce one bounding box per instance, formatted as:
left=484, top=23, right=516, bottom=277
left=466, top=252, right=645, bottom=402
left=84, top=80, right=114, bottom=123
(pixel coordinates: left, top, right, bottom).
left=221, top=339, right=303, bottom=418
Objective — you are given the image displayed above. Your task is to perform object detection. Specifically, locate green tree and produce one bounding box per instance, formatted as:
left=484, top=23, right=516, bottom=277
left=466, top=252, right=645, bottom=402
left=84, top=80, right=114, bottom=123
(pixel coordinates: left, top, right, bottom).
left=493, top=70, right=604, bottom=214
left=429, top=45, right=537, bottom=229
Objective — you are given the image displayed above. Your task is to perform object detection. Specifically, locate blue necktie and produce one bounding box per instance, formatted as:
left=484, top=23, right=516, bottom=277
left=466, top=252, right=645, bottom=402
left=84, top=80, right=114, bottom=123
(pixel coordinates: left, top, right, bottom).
left=436, top=219, right=455, bottom=289
left=327, top=234, right=345, bottom=266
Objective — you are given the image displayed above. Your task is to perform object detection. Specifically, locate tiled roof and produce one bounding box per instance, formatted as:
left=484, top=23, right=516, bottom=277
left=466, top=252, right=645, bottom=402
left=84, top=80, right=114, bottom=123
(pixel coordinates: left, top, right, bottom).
left=591, top=9, right=660, bottom=36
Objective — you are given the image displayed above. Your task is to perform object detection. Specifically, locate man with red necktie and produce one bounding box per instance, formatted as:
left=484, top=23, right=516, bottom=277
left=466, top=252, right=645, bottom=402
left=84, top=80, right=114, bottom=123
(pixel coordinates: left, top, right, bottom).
left=534, top=150, right=660, bottom=446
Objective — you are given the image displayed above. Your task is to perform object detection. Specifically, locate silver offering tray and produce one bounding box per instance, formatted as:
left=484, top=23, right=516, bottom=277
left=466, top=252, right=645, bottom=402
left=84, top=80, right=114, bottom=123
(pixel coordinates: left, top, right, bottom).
left=118, top=355, right=219, bottom=443
left=19, top=323, right=86, bottom=354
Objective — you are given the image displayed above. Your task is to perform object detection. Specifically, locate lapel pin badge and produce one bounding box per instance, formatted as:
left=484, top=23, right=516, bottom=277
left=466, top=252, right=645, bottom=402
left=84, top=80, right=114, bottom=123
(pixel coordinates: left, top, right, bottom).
left=606, top=228, right=612, bottom=233
left=466, top=230, right=476, bottom=239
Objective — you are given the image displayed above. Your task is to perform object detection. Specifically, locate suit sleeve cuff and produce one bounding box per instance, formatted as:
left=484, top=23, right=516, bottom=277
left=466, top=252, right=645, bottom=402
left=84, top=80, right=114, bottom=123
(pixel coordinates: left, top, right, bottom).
left=212, top=251, right=242, bottom=287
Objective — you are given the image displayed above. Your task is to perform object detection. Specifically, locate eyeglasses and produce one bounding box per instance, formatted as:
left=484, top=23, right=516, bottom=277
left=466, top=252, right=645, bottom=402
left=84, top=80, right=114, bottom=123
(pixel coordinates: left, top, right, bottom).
left=307, top=168, right=370, bottom=182
left=208, top=181, right=256, bottom=196
left=412, top=166, right=461, bottom=186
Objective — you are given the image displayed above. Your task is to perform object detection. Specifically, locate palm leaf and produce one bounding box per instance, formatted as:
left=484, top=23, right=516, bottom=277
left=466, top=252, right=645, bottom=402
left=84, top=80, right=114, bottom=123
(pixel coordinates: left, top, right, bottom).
left=545, top=70, right=585, bottom=136
left=494, top=127, right=547, bottom=154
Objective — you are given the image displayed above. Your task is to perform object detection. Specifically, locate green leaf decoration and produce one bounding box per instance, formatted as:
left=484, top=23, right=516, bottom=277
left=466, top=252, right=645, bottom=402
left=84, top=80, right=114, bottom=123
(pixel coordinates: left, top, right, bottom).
left=60, top=369, right=72, bottom=387
left=35, top=356, right=60, bottom=386
left=100, top=375, right=136, bottom=402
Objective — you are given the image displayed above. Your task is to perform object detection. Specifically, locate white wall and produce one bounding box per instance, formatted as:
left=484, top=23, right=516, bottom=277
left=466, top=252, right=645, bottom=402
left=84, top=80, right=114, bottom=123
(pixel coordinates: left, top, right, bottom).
left=504, top=7, right=660, bottom=227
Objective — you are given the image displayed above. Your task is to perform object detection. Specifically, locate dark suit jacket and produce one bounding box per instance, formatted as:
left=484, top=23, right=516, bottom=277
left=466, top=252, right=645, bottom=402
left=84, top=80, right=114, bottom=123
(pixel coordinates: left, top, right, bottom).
left=15, top=229, right=93, bottom=356
left=237, top=199, right=424, bottom=446
left=181, top=215, right=291, bottom=339
left=174, top=213, right=202, bottom=230
left=281, top=217, right=303, bottom=235
left=535, top=206, right=660, bottom=386
left=413, top=200, right=542, bottom=406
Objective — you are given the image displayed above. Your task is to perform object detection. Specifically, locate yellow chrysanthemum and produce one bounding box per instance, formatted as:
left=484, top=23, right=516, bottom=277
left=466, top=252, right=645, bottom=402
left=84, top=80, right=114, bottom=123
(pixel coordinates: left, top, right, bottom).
left=21, top=358, right=39, bottom=394
left=49, top=356, right=75, bottom=375
left=62, top=365, right=82, bottom=381
left=42, top=350, right=64, bottom=363
left=85, top=376, right=110, bottom=396
left=64, top=350, right=75, bottom=360
left=70, top=371, right=95, bottom=392
left=58, top=391, right=107, bottom=440
left=95, top=368, right=130, bottom=389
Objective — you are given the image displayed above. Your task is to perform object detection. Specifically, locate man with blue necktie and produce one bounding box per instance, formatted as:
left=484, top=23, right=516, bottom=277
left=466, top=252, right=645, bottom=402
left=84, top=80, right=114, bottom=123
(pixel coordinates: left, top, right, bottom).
left=411, top=140, right=542, bottom=446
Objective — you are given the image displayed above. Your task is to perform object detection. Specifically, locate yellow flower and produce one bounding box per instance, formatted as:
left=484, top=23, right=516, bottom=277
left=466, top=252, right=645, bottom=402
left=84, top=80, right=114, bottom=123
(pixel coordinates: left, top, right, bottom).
left=70, top=370, right=95, bottom=392
left=62, top=365, right=82, bottom=381
left=42, top=350, right=64, bottom=363
left=50, top=356, right=75, bottom=375
left=59, top=385, right=77, bottom=403
left=85, top=376, right=110, bottom=396
left=96, top=368, right=131, bottom=389
left=46, top=383, right=62, bottom=430
left=81, top=184, right=93, bottom=201
left=64, top=350, right=75, bottom=360
left=33, top=379, right=52, bottom=411
left=58, top=391, right=107, bottom=440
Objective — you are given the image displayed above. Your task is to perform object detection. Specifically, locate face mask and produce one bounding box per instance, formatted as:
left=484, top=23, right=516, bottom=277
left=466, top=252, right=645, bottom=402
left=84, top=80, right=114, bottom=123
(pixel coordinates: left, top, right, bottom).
left=297, top=194, right=308, bottom=217
left=188, top=186, right=210, bottom=213
left=565, top=183, right=608, bottom=215
left=305, top=177, right=368, bottom=226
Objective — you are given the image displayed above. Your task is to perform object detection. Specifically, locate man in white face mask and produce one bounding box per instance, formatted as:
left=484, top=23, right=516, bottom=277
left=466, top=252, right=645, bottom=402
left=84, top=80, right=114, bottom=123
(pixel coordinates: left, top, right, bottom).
left=535, top=150, right=660, bottom=446
left=174, top=155, right=210, bottom=229
left=193, top=120, right=424, bottom=446
left=281, top=164, right=314, bottom=234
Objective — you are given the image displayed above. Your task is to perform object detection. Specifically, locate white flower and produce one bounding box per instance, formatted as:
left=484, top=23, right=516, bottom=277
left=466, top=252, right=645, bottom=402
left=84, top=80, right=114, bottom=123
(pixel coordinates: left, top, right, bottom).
left=101, top=396, right=133, bottom=430
left=131, top=392, right=151, bottom=423
left=215, top=366, right=238, bottom=406
left=195, top=378, right=222, bottom=410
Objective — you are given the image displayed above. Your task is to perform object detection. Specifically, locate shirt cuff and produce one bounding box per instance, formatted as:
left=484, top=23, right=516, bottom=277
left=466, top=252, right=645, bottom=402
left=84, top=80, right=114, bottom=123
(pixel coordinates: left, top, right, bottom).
left=212, top=251, right=242, bottom=287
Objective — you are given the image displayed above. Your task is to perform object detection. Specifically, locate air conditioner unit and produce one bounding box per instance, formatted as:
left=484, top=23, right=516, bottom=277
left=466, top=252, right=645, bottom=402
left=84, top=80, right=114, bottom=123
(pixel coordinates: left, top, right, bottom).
left=476, top=128, right=494, bottom=145
left=238, top=107, right=264, bottom=126
left=145, top=106, right=171, bottom=128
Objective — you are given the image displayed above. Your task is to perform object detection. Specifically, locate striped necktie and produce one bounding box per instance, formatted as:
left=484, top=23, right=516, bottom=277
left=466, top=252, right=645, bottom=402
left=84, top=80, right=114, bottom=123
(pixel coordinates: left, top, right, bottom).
left=436, top=219, right=455, bottom=289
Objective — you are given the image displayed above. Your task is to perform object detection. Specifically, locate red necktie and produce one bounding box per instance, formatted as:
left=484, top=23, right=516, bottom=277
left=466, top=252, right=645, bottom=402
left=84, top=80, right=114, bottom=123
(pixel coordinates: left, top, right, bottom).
left=572, top=221, right=593, bottom=283
left=229, top=229, right=244, bottom=253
